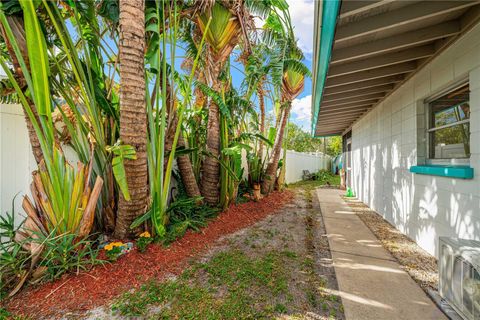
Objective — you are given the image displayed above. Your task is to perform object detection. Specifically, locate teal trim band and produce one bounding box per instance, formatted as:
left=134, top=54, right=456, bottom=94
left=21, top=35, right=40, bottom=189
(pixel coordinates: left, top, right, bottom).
left=311, top=0, right=341, bottom=136
left=410, top=165, right=474, bottom=179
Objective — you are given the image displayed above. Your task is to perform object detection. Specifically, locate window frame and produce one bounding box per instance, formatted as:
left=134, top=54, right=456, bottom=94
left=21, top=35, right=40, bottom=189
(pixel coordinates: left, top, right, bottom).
left=424, top=81, right=471, bottom=165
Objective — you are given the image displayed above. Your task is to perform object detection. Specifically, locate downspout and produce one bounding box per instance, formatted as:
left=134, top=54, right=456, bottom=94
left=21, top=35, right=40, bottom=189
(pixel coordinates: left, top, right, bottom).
left=311, top=0, right=341, bottom=137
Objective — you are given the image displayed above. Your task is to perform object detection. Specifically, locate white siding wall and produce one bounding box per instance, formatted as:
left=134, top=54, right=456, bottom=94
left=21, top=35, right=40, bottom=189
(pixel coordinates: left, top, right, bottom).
left=349, top=23, right=480, bottom=257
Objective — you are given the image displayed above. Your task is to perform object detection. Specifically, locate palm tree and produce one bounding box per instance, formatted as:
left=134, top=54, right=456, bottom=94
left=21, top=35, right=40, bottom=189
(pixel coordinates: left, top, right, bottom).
left=114, top=0, right=149, bottom=238
left=260, top=7, right=310, bottom=194
left=163, top=78, right=202, bottom=199
left=242, top=44, right=269, bottom=156
left=262, top=70, right=306, bottom=193
left=196, top=1, right=241, bottom=205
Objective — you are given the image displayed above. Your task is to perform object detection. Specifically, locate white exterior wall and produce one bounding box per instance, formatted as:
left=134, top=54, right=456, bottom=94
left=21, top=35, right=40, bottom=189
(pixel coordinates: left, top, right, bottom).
left=349, top=23, right=480, bottom=257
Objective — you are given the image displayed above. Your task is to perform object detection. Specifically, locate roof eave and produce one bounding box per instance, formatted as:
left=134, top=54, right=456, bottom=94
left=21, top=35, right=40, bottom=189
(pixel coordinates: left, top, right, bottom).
left=311, top=0, right=341, bottom=137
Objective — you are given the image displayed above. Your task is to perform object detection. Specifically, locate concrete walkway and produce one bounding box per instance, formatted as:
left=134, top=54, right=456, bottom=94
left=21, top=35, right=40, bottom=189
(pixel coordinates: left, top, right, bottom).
left=316, top=188, right=447, bottom=320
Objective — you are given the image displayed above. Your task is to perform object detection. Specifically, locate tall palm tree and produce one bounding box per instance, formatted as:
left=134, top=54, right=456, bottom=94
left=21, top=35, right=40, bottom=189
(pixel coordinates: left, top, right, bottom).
left=196, top=1, right=241, bottom=205
left=261, top=66, right=306, bottom=194
left=114, top=0, right=149, bottom=238
left=242, top=44, right=269, bottom=156
left=260, top=7, right=310, bottom=194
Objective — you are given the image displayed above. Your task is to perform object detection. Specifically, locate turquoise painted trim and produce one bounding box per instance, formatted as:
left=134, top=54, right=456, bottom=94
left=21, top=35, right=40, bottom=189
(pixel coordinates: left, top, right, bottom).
left=410, top=165, right=474, bottom=179
left=311, top=0, right=341, bottom=136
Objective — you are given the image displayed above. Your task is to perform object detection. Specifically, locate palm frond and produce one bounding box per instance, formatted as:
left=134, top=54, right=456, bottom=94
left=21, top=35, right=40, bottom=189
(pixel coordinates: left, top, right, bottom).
left=197, top=2, right=240, bottom=59
left=244, top=0, right=271, bottom=19
left=283, top=59, right=311, bottom=77
left=195, top=80, right=230, bottom=119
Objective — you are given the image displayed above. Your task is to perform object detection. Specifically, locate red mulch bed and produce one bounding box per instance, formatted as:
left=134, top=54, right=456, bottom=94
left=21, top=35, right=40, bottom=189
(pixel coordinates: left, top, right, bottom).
left=4, top=190, right=294, bottom=319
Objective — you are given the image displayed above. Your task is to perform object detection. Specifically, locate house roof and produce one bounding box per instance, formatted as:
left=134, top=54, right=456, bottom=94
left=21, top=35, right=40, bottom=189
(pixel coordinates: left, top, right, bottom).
left=311, top=0, right=480, bottom=137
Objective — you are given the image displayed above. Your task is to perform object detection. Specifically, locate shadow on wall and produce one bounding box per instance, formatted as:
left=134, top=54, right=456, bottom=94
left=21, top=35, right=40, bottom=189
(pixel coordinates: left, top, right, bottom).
left=350, top=118, right=480, bottom=257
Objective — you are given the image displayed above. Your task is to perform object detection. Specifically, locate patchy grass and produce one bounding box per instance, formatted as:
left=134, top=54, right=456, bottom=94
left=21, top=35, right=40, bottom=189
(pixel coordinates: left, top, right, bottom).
left=85, top=187, right=343, bottom=319
left=111, top=250, right=297, bottom=319
left=289, top=172, right=340, bottom=191
left=0, top=308, right=30, bottom=320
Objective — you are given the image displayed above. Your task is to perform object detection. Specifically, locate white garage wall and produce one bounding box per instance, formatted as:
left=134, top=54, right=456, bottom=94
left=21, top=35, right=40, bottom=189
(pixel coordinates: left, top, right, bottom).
left=349, top=23, right=480, bottom=257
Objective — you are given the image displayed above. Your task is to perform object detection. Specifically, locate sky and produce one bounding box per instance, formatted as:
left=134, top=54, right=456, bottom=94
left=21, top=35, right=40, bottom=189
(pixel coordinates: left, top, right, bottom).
left=285, top=0, right=315, bottom=132
left=155, top=0, right=316, bottom=133
left=47, top=1, right=316, bottom=132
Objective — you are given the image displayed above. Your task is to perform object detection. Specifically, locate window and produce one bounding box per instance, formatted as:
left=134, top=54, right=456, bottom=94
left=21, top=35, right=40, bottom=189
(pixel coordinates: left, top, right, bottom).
left=428, top=83, right=470, bottom=160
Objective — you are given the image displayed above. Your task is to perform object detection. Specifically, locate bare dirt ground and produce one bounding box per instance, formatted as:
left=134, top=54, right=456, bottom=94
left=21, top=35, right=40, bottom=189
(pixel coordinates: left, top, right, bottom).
left=81, top=187, right=344, bottom=320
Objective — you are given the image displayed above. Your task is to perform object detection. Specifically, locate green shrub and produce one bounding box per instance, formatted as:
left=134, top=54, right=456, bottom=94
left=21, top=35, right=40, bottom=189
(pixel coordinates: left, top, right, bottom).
left=163, top=196, right=219, bottom=244
left=33, top=232, right=103, bottom=281
left=136, top=232, right=153, bottom=253
left=0, top=201, right=29, bottom=299
left=312, top=169, right=334, bottom=183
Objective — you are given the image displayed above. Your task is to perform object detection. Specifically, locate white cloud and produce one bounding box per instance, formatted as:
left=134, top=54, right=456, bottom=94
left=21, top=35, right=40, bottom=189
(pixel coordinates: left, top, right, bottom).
left=254, top=0, right=315, bottom=55
left=286, top=0, right=315, bottom=54
left=290, top=95, right=312, bottom=130
left=254, top=16, right=264, bottom=29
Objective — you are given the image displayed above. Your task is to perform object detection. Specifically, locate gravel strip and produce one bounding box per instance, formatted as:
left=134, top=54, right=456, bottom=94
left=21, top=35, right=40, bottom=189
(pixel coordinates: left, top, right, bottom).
left=341, top=197, right=439, bottom=293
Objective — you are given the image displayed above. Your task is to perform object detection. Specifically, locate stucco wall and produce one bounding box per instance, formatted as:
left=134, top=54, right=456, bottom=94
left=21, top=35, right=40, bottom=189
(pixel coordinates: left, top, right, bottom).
left=349, top=23, right=480, bottom=257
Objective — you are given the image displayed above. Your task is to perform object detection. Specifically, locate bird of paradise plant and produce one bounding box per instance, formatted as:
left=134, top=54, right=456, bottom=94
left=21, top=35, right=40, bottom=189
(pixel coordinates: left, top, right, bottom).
left=130, top=1, right=211, bottom=237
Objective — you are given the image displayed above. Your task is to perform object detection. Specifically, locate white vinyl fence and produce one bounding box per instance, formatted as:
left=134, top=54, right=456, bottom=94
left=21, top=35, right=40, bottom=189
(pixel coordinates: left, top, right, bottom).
left=284, top=150, right=331, bottom=183
left=0, top=104, right=332, bottom=223
left=0, top=104, right=37, bottom=223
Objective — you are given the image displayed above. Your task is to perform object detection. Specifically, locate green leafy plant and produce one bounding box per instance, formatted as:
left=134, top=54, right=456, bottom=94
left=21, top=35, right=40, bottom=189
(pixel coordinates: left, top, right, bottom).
left=312, top=169, right=333, bottom=181
left=139, top=1, right=211, bottom=238
left=0, top=197, right=20, bottom=240
left=0, top=307, right=11, bottom=318
left=106, top=142, right=137, bottom=201
left=0, top=0, right=103, bottom=246
left=0, top=202, right=29, bottom=299
left=153, top=173, right=219, bottom=245
left=163, top=197, right=218, bottom=244
left=247, top=153, right=264, bottom=184
left=136, top=232, right=153, bottom=253
left=33, top=232, right=102, bottom=282
left=104, top=242, right=126, bottom=261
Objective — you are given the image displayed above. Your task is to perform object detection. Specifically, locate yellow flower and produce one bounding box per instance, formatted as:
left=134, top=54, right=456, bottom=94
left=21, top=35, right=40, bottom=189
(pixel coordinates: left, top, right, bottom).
left=139, top=231, right=151, bottom=238
left=105, top=242, right=124, bottom=251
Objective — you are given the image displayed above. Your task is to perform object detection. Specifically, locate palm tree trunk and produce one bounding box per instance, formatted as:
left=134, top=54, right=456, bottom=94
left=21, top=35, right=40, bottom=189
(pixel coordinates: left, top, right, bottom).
left=114, top=0, right=149, bottom=239
left=200, top=62, right=223, bottom=205
left=24, top=102, right=43, bottom=163
left=164, top=108, right=201, bottom=199
left=0, top=16, right=43, bottom=164
left=177, top=135, right=202, bottom=198
left=261, top=102, right=291, bottom=194
left=257, top=81, right=266, bottom=157
left=201, top=99, right=221, bottom=205
left=161, top=66, right=201, bottom=199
